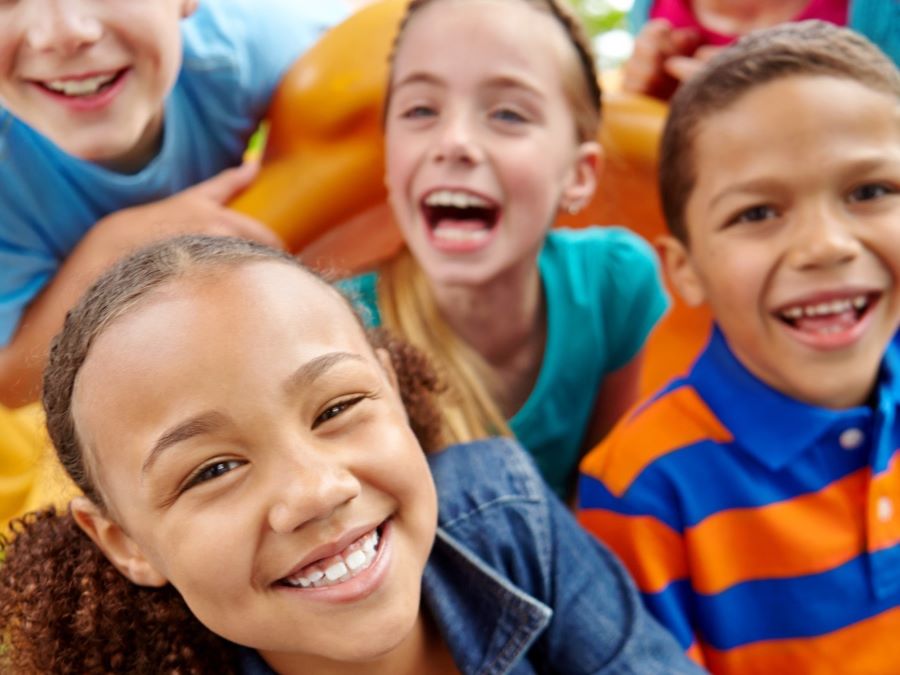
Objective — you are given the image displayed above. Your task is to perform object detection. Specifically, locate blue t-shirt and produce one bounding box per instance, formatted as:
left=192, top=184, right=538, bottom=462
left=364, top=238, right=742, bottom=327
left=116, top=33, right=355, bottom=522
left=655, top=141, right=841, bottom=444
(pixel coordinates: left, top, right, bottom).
left=345, top=227, right=669, bottom=498
left=0, top=0, right=346, bottom=345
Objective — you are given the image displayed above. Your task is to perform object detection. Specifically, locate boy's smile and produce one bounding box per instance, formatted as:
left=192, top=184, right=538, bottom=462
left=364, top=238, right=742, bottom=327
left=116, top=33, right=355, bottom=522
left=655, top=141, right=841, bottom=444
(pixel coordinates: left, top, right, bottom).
left=0, top=0, right=194, bottom=171
left=665, top=75, right=900, bottom=409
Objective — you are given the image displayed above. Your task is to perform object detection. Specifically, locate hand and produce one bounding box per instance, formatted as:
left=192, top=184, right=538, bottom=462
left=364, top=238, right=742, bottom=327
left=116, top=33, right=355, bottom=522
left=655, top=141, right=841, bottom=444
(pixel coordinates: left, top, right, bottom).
left=622, top=19, right=702, bottom=100
left=82, top=161, right=284, bottom=260
left=663, top=44, right=724, bottom=85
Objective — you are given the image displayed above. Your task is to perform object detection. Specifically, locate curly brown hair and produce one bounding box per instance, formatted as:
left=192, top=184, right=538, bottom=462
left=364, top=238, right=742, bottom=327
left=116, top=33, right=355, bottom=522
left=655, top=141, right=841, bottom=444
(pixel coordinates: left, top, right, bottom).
left=0, top=235, right=447, bottom=673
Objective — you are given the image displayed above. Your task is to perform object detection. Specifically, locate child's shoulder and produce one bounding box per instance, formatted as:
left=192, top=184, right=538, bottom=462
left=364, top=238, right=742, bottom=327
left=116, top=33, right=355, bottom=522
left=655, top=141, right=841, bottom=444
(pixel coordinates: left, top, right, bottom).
left=428, top=437, right=548, bottom=526
left=581, top=368, right=731, bottom=492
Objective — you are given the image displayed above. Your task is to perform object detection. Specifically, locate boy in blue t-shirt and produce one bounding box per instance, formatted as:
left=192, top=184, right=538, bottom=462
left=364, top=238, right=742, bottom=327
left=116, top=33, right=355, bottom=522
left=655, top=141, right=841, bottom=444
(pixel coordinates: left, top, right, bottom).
left=579, top=21, right=900, bottom=674
left=0, top=0, right=345, bottom=406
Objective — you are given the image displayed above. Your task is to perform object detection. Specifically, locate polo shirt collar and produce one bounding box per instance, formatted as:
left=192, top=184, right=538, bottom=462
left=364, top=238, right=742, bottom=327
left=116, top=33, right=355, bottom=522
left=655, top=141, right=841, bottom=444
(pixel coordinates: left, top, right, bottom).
left=690, top=326, right=900, bottom=471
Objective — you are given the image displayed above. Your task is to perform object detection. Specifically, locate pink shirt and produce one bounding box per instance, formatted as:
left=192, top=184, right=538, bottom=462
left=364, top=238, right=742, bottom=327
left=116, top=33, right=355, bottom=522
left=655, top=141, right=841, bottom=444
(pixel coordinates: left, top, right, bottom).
left=649, top=0, right=849, bottom=45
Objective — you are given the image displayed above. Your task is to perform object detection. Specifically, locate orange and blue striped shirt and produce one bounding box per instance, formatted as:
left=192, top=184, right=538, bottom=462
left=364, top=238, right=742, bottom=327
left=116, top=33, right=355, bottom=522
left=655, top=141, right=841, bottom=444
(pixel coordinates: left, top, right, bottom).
left=578, top=327, right=900, bottom=674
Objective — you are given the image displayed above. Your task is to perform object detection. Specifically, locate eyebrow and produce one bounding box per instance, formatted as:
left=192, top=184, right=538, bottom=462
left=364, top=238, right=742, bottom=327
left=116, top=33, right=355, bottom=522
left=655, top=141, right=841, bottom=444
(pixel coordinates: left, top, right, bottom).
left=141, top=352, right=366, bottom=476
left=392, top=72, right=544, bottom=100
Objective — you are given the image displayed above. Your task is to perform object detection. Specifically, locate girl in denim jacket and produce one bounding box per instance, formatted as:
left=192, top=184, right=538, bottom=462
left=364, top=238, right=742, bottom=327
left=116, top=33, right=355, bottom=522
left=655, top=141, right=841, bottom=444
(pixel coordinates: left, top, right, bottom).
left=0, top=236, right=700, bottom=674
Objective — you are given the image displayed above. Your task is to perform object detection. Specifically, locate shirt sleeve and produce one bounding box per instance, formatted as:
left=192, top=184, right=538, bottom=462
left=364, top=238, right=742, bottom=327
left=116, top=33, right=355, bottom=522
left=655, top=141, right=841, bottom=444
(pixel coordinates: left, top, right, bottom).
left=0, top=240, right=56, bottom=347
left=595, top=227, right=669, bottom=373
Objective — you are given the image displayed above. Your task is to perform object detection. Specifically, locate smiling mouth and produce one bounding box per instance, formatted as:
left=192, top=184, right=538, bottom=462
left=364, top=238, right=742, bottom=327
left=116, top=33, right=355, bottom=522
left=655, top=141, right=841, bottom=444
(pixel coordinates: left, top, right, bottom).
left=278, top=525, right=383, bottom=590
left=35, top=69, right=127, bottom=98
left=775, top=292, right=879, bottom=335
left=421, top=189, right=499, bottom=246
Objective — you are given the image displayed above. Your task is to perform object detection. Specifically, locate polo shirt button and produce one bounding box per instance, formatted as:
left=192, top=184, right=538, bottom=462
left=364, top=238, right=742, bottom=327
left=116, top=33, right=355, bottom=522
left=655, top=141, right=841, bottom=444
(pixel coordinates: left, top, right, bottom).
left=839, top=428, right=864, bottom=450
left=877, top=496, right=894, bottom=522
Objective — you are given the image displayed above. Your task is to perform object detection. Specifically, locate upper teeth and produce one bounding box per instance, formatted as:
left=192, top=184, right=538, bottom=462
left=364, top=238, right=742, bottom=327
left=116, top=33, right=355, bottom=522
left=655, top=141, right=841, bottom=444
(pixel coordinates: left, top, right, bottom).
left=425, top=190, right=491, bottom=209
left=45, top=73, right=117, bottom=96
left=781, top=295, right=868, bottom=319
left=283, top=529, right=380, bottom=589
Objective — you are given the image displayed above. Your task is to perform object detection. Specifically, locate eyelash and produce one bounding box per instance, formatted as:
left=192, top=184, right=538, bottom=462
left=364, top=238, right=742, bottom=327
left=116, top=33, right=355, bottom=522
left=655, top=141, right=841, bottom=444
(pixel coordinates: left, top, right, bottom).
left=728, top=204, right=777, bottom=227
left=312, top=395, right=367, bottom=429
left=848, top=182, right=897, bottom=203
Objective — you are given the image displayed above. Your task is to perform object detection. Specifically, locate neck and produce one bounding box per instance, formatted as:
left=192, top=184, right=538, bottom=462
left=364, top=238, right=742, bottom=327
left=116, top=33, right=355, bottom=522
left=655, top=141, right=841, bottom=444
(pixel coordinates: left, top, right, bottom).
left=692, top=0, right=812, bottom=34
left=430, top=257, right=546, bottom=417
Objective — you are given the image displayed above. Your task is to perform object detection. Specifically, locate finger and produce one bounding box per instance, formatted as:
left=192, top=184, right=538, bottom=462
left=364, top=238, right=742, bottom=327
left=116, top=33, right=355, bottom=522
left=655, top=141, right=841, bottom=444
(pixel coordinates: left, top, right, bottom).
left=694, top=44, right=724, bottom=63
left=670, top=27, right=702, bottom=55
left=187, top=161, right=261, bottom=204
left=664, top=55, right=708, bottom=83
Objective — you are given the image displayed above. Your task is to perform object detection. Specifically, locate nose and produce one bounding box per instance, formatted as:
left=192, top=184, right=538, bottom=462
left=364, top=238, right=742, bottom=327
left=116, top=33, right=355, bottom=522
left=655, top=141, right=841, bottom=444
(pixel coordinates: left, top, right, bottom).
left=25, top=0, right=103, bottom=53
left=267, top=453, right=362, bottom=534
left=787, top=205, right=861, bottom=271
left=432, top=111, right=483, bottom=166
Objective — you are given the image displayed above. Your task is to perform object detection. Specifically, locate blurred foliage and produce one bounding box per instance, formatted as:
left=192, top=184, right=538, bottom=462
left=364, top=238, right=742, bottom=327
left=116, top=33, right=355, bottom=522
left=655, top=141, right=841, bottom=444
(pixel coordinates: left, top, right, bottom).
left=568, top=0, right=630, bottom=36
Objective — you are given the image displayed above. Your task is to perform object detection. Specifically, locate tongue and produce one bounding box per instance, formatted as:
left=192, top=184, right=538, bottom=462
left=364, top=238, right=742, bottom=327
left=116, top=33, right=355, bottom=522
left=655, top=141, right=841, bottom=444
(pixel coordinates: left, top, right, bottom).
left=793, top=309, right=857, bottom=334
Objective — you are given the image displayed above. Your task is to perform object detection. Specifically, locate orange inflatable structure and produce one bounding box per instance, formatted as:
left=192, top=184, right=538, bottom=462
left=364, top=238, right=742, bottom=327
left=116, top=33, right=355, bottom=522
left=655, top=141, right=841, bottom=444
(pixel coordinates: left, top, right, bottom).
left=1, top=0, right=711, bottom=531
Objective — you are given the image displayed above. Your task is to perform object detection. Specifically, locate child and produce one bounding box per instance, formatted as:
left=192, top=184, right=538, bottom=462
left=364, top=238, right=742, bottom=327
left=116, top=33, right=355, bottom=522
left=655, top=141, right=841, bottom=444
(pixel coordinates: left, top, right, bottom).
left=624, top=0, right=897, bottom=99
left=348, top=0, right=669, bottom=500
left=579, top=21, right=900, bottom=674
left=0, top=235, right=701, bottom=674
left=0, top=0, right=345, bottom=407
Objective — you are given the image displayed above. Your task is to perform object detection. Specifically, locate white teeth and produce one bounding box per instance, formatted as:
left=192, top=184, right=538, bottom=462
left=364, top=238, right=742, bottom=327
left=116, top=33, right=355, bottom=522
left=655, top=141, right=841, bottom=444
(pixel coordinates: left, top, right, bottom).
left=425, top=190, right=491, bottom=209
left=45, top=73, right=117, bottom=96
left=433, top=227, right=490, bottom=243
left=782, top=295, right=869, bottom=320
left=282, top=528, right=381, bottom=589
left=324, top=561, right=349, bottom=581
left=345, top=550, right=367, bottom=571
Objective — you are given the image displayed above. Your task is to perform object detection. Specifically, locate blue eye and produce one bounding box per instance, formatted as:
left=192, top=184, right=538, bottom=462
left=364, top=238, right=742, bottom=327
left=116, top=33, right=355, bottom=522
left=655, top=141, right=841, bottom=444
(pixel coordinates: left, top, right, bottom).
left=849, top=183, right=896, bottom=203
left=731, top=205, right=777, bottom=225
left=491, top=107, right=527, bottom=123
left=401, top=105, right=436, bottom=119
left=183, top=459, right=244, bottom=492
left=313, top=396, right=366, bottom=429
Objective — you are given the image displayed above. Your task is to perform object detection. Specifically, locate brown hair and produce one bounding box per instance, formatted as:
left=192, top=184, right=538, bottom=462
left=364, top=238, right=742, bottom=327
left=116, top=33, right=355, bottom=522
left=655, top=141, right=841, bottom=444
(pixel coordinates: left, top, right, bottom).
left=380, top=0, right=602, bottom=444
left=386, top=0, right=602, bottom=143
left=659, top=20, right=900, bottom=243
left=0, top=235, right=445, bottom=673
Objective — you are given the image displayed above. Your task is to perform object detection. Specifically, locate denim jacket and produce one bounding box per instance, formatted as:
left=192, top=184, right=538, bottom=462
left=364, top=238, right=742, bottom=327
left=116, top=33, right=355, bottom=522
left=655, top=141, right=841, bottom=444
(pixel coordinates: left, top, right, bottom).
left=239, top=438, right=703, bottom=674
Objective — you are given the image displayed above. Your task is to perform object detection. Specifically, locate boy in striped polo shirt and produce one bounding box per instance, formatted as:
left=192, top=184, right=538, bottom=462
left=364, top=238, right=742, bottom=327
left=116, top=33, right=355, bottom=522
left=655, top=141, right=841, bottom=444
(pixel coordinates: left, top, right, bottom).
left=578, top=21, right=900, bottom=674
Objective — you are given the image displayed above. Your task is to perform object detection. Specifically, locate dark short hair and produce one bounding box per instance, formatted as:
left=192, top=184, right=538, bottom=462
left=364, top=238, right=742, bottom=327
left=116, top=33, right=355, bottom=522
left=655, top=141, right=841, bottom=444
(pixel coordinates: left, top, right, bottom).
left=659, top=20, right=900, bottom=243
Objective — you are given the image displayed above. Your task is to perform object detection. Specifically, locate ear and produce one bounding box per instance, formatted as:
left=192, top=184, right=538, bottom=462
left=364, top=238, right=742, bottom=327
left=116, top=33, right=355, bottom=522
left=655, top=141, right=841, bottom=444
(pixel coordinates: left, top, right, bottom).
left=561, top=141, right=602, bottom=214
left=180, top=0, right=199, bottom=19
left=70, top=497, right=167, bottom=588
left=657, top=235, right=707, bottom=307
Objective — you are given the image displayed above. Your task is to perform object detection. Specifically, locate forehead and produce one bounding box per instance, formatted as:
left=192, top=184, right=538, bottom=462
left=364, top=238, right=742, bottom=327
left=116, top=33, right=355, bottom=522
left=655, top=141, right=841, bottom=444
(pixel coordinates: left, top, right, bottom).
left=691, top=75, right=900, bottom=183
left=392, top=0, right=574, bottom=88
left=73, top=262, right=373, bottom=425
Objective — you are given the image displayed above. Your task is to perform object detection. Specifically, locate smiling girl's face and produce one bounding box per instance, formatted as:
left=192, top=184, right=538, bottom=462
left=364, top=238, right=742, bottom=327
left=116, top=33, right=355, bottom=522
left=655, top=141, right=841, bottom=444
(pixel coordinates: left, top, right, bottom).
left=69, top=262, right=438, bottom=670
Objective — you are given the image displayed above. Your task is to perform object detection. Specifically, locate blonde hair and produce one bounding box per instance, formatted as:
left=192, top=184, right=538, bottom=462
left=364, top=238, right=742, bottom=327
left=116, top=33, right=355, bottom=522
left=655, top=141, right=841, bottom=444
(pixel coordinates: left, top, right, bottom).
left=380, top=0, right=602, bottom=442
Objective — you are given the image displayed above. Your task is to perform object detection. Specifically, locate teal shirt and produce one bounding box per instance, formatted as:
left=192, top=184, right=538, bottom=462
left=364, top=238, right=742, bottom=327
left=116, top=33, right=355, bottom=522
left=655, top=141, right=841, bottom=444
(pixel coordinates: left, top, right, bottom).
left=342, top=227, right=669, bottom=498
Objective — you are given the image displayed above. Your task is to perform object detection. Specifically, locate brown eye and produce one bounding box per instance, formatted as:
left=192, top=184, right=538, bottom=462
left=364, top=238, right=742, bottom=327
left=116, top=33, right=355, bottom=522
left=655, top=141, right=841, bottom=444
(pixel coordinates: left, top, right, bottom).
left=182, top=459, right=244, bottom=492
left=849, top=183, right=895, bottom=203
left=312, top=396, right=366, bottom=429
